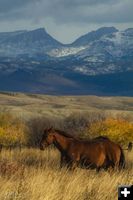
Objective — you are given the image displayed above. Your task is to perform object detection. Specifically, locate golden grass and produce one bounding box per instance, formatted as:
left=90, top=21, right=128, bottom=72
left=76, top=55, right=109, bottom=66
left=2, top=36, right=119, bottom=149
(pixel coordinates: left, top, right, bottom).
left=0, top=148, right=132, bottom=200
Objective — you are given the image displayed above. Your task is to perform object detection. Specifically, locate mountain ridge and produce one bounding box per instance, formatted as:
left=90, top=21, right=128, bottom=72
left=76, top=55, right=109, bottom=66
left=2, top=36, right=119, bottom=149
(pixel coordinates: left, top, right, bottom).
left=0, top=26, right=133, bottom=95
left=0, top=26, right=129, bottom=47
left=71, top=26, right=118, bottom=46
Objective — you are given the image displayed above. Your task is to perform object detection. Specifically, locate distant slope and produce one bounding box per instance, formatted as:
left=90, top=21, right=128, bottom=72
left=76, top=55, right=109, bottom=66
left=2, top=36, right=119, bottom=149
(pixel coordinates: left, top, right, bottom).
left=0, top=92, right=133, bottom=119
left=0, top=68, right=133, bottom=96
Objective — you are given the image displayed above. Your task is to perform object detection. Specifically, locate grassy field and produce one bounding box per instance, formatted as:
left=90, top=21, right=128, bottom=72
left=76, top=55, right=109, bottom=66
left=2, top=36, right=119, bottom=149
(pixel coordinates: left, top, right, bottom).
left=0, top=92, right=133, bottom=200
left=0, top=92, right=133, bottom=119
left=0, top=148, right=132, bottom=200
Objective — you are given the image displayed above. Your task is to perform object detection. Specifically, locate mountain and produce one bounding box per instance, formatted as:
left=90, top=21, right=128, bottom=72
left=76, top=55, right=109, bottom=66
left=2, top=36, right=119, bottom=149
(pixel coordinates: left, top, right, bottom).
left=70, top=28, right=133, bottom=75
left=0, top=28, right=63, bottom=56
left=0, top=30, right=27, bottom=43
left=49, top=27, right=118, bottom=57
left=0, top=27, right=133, bottom=96
left=49, top=27, right=133, bottom=76
left=71, top=27, right=118, bottom=46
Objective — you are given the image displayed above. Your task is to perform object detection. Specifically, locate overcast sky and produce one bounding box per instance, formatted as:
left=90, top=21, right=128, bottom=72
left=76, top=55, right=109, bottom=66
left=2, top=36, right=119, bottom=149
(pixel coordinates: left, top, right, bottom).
left=0, top=0, right=133, bottom=43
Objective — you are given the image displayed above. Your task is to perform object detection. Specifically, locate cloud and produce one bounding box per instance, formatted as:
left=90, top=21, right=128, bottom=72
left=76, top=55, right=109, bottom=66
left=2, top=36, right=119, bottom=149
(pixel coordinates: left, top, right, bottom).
left=0, top=0, right=132, bottom=43
left=0, top=0, right=119, bottom=13
left=0, top=0, right=36, bottom=13
left=0, top=0, right=131, bottom=23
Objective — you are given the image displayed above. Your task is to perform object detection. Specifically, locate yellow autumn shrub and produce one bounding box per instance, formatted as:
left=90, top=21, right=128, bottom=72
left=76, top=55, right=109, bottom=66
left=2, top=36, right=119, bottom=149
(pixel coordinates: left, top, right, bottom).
left=86, top=118, right=133, bottom=144
left=0, top=113, right=28, bottom=146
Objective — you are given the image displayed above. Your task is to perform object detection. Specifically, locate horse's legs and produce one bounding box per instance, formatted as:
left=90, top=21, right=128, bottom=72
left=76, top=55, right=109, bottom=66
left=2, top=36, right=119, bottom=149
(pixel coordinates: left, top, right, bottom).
left=60, top=154, right=65, bottom=168
left=105, top=161, right=115, bottom=173
left=60, top=153, right=80, bottom=170
left=60, top=154, right=68, bottom=168
left=96, top=152, right=106, bottom=172
left=60, top=154, right=72, bottom=169
left=96, top=167, right=101, bottom=173
left=72, top=161, right=78, bottom=170
left=69, top=153, right=80, bottom=170
left=69, top=161, right=78, bottom=171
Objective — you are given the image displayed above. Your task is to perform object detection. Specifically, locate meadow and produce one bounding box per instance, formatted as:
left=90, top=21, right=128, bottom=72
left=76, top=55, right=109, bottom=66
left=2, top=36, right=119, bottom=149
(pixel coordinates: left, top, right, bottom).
left=0, top=92, right=133, bottom=200
left=0, top=148, right=133, bottom=200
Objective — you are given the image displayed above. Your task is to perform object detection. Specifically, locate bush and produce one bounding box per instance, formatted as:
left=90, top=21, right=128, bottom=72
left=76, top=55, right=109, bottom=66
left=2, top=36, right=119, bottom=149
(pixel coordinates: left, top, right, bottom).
left=0, top=113, right=28, bottom=147
left=0, top=111, right=132, bottom=147
left=86, top=117, right=133, bottom=145
left=63, top=112, right=107, bottom=137
left=27, top=116, right=63, bottom=146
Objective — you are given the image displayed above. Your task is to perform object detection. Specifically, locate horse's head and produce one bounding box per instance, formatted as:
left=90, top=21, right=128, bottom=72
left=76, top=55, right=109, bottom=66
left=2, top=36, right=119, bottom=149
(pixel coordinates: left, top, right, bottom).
left=40, top=127, right=55, bottom=150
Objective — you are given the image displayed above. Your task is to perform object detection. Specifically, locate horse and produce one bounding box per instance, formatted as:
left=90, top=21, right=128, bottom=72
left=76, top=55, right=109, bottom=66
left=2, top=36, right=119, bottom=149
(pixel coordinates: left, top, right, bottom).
left=60, top=136, right=111, bottom=169
left=40, top=128, right=125, bottom=171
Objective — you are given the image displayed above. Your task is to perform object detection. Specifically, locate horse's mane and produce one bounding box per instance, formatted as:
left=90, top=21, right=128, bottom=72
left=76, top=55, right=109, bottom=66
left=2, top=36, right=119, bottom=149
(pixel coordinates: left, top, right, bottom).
left=54, top=129, right=78, bottom=139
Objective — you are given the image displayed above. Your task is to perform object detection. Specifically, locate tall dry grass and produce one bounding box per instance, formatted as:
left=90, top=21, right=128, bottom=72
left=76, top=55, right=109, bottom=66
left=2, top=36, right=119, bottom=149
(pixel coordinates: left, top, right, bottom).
left=0, top=111, right=133, bottom=199
left=0, top=148, right=132, bottom=200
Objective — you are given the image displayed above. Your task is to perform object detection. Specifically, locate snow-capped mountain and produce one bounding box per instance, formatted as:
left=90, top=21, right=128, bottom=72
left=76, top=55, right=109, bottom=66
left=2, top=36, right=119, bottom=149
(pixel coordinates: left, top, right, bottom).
left=47, top=27, right=133, bottom=76
left=0, top=28, right=63, bottom=56
left=49, top=27, right=118, bottom=57
left=49, top=27, right=133, bottom=61
left=71, top=26, right=118, bottom=47
left=70, top=28, right=133, bottom=75
left=0, top=27, right=133, bottom=95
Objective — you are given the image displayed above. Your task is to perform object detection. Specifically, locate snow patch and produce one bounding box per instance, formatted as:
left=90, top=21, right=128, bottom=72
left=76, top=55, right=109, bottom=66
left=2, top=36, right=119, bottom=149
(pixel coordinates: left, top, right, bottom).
left=48, top=46, right=87, bottom=57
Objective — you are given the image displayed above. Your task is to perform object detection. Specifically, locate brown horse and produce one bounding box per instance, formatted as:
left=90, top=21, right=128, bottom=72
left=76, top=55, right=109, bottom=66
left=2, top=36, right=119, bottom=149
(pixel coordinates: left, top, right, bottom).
left=40, top=128, right=125, bottom=171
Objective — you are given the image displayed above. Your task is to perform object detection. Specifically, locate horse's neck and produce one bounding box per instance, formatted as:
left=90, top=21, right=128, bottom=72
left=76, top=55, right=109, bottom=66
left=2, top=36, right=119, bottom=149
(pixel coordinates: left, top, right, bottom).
left=53, top=133, right=72, bottom=152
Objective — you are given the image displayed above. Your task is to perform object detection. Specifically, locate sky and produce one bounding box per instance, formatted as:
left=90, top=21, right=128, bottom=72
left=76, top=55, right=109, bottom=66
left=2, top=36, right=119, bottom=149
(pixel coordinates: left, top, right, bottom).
left=0, top=0, right=133, bottom=44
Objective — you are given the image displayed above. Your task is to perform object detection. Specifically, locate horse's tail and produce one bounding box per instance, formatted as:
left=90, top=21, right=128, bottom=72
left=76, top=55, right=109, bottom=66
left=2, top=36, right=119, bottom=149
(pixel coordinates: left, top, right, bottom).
left=119, top=147, right=125, bottom=169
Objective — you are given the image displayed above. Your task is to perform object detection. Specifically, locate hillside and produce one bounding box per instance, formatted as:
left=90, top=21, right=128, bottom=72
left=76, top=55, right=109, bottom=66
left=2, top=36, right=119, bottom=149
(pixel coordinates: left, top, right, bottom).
left=0, top=92, right=133, bottom=119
